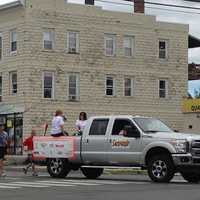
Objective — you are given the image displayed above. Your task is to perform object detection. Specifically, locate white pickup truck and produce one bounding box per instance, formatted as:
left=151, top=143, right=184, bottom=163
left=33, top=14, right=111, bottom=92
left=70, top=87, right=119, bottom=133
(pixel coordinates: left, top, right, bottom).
left=43, top=115, right=200, bottom=183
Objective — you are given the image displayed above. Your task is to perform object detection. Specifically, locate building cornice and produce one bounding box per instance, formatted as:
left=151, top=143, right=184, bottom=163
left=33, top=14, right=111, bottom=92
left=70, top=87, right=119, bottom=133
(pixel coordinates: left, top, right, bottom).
left=0, top=0, right=24, bottom=12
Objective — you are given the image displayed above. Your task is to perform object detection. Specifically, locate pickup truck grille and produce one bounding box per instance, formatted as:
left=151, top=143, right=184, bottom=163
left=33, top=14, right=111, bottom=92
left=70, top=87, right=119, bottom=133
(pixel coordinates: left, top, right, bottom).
left=191, top=140, right=200, bottom=156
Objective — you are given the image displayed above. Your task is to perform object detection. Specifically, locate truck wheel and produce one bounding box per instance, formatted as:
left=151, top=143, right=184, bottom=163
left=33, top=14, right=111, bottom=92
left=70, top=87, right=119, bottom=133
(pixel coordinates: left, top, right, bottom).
left=81, top=168, right=103, bottom=179
left=147, top=154, right=175, bottom=183
left=181, top=172, right=200, bottom=183
left=47, top=158, right=71, bottom=178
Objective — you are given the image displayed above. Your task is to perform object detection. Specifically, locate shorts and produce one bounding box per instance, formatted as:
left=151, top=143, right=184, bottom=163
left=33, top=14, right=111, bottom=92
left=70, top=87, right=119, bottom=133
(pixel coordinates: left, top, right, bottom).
left=51, top=133, right=64, bottom=137
left=27, top=153, right=35, bottom=164
left=0, top=147, right=5, bottom=160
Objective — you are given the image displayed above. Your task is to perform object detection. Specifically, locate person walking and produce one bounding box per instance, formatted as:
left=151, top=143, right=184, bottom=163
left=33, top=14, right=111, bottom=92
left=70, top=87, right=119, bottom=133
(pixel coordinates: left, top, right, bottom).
left=23, top=129, right=38, bottom=176
left=51, top=109, right=65, bottom=137
left=75, top=112, right=88, bottom=134
left=0, top=125, right=9, bottom=177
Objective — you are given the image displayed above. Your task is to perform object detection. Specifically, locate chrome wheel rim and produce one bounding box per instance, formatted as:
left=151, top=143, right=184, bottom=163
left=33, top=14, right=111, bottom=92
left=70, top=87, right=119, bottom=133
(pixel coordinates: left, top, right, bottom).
left=50, top=158, right=63, bottom=174
left=152, top=160, right=167, bottom=179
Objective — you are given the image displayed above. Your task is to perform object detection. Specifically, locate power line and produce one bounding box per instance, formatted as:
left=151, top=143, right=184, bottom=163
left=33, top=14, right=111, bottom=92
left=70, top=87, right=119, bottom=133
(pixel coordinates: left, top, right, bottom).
left=96, top=0, right=200, bottom=10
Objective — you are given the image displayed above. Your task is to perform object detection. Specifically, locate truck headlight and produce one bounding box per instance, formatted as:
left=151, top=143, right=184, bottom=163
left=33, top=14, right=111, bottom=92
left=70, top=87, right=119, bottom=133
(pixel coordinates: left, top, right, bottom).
left=170, top=140, right=188, bottom=153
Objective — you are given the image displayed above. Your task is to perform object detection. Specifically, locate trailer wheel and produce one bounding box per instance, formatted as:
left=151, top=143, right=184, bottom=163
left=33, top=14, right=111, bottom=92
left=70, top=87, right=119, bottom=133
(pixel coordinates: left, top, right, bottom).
left=81, top=167, right=103, bottom=179
left=147, top=154, right=175, bottom=183
left=47, top=158, right=71, bottom=178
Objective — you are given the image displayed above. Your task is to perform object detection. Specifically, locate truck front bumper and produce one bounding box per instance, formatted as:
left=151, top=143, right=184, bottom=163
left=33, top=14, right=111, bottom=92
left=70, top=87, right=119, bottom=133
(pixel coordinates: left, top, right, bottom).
left=172, top=153, right=200, bottom=166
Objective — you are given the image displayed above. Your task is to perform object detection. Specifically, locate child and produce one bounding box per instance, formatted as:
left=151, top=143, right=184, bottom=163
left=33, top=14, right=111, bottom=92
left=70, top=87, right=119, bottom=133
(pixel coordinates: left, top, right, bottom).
left=23, top=129, right=38, bottom=176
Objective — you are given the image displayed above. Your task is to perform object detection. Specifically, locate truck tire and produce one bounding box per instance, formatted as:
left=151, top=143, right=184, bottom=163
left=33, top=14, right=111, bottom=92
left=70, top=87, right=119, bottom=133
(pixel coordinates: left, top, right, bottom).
left=47, top=158, right=71, bottom=178
left=81, top=167, right=103, bottom=179
left=181, top=172, right=200, bottom=183
left=147, top=154, right=175, bottom=183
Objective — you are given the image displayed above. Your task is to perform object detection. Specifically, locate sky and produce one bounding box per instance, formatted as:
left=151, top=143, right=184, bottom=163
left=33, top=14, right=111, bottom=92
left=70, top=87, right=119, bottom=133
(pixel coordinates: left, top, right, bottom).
left=1, top=0, right=200, bottom=95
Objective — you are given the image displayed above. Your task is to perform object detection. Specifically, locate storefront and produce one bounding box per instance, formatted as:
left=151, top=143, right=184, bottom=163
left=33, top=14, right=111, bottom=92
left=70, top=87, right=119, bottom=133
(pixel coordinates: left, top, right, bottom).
left=182, top=99, right=200, bottom=134
left=0, top=105, right=24, bottom=155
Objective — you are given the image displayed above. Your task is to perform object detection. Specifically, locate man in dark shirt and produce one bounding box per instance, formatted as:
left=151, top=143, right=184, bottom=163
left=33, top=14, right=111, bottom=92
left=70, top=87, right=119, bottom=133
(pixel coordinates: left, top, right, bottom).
left=0, top=125, right=8, bottom=177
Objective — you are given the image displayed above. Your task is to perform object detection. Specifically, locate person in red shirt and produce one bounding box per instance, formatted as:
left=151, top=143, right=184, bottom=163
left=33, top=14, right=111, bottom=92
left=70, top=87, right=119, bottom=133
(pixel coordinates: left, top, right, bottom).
left=23, top=129, right=38, bottom=176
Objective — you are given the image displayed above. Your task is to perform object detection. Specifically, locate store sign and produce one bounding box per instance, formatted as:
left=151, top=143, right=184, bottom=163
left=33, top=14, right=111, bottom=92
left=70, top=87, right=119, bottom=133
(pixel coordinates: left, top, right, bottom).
left=182, top=99, right=200, bottom=113
left=33, top=136, right=75, bottom=159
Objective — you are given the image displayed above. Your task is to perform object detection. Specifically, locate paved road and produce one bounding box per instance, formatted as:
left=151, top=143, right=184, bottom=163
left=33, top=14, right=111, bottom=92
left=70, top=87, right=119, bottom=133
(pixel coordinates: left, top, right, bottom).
left=1, top=171, right=200, bottom=200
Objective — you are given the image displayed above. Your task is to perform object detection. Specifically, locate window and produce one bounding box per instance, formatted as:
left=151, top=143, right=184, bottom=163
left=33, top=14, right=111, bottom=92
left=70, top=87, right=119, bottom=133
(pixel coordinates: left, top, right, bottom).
left=68, top=32, right=79, bottom=53
left=43, top=72, right=54, bottom=99
left=159, top=80, right=168, bottom=98
left=10, top=71, right=17, bottom=95
left=106, top=76, right=114, bottom=96
left=10, top=30, right=17, bottom=53
left=112, top=119, right=132, bottom=135
left=124, top=78, right=133, bottom=97
left=159, top=40, right=167, bottom=59
left=105, top=34, right=115, bottom=56
left=0, top=35, right=2, bottom=61
left=43, top=30, right=54, bottom=50
left=0, top=75, right=1, bottom=100
left=124, top=36, right=134, bottom=57
left=68, top=74, right=79, bottom=101
left=89, top=119, right=109, bottom=135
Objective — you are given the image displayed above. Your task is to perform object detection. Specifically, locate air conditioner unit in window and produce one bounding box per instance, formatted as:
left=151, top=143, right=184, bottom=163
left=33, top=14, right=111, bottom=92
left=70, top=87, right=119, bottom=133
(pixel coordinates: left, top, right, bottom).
left=69, top=95, right=77, bottom=101
left=69, top=48, right=77, bottom=53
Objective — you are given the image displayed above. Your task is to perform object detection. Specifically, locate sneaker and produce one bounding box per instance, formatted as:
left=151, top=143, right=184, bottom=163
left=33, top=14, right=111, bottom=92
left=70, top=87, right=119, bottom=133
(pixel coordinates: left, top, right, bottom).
left=0, top=172, right=6, bottom=177
left=23, top=168, right=28, bottom=174
left=32, top=172, right=38, bottom=177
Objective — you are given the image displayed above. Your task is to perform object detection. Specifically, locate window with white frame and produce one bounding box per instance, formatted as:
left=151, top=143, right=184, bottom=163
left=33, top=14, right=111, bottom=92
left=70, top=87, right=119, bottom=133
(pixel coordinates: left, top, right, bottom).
left=68, top=74, right=79, bottom=101
left=43, top=30, right=54, bottom=50
left=124, top=36, right=134, bottom=57
left=105, top=34, right=115, bottom=56
left=0, top=74, right=2, bottom=102
left=68, top=31, right=79, bottom=53
left=124, top=78, right=133, bottom=96
left=0, top=35, right=2, bottom=61
left=43, top=72, right=54, bottom=99
left=159, top=40, right=167, bottom=59
left=10, top=71, right=17, bottom=95
left=106, top=76, right=114, bottom=96
left=159, top=80, right=168, bottom=98
left=10, top=30, right=17, bottom=53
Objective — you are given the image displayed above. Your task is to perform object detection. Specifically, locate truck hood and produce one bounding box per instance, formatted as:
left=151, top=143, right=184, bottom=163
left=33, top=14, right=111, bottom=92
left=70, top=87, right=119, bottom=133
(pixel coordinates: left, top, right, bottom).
left=148, top=132, right=200, bottom=141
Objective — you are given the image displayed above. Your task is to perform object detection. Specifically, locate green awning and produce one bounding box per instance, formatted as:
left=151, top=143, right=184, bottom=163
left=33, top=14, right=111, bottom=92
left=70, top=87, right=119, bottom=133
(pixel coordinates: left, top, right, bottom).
left=0, top=104, right=24, bottom=115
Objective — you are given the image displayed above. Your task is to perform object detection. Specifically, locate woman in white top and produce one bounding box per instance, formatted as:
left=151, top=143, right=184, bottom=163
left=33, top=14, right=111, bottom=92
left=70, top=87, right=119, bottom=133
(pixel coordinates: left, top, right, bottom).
left=51, top=109, right=65, bottom=137
left=76, top=112, right=88, bottom=133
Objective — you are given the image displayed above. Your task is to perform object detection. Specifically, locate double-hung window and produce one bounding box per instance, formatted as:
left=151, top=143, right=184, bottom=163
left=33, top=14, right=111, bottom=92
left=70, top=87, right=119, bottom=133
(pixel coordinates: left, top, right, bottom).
left=68, top=31, right=79, bottom=53
left=43, top=30, right=54, bottom=50
left=106, top=76, right=114, bottom=96
left=124, top=78, right=133, bottom=97
left=68, top=73, right=79, bottom=101
left=0, top=34, right=2, bottom=61
left=10, top=30, right=17, bottom=53
left=0, top=74, right=2, bottom=102
left=124, top=36, right=134, bottom=57
left=159, top=80, right=168, bottom=98
left=105, top=34, right=115, bottom=56
left=10, top=71, right=17, bottom=95
left=159, top=40, right=168, bottom=59
left=43, top=72, right=54, bottom=99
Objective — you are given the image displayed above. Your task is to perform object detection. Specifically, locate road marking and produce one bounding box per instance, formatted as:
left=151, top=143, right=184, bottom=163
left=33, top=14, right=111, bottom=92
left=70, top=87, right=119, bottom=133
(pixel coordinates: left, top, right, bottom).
left=14, top=181, right=75, bottom=187
left=62, top=179, right=133, bottom=185
left=0, top=183, right=48, bottom=188
left=0, top=185, right=20, bottom=189
left=39, top=180, right=100, bottom=186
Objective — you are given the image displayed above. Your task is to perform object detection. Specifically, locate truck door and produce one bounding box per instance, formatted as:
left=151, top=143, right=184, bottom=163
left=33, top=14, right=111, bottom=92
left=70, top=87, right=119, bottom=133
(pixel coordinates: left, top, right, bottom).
left=106, top=118, right=142, bottom=165
left=81, top=118, right=109, bottom=164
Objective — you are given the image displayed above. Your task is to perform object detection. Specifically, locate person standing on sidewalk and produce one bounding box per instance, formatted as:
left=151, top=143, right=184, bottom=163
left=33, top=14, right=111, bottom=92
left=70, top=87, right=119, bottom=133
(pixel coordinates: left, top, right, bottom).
left=23, top=129, right=38, bottom=176
left=0, top=125, right=8, bottom=177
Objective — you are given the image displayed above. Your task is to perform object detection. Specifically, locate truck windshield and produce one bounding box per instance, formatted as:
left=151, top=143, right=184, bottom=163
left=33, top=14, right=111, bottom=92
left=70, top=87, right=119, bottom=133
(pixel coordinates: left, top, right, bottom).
left=133, top=118, right=173, bottom=133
